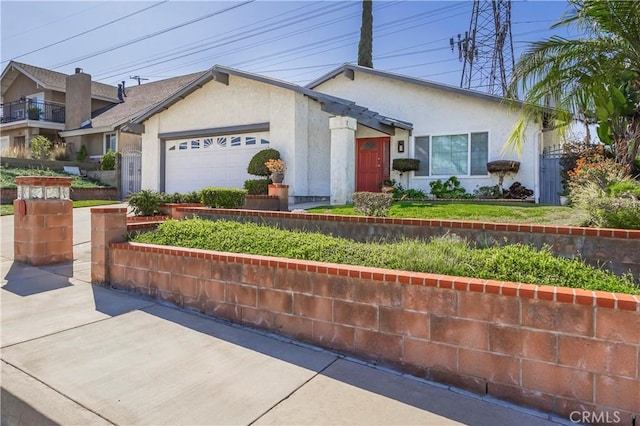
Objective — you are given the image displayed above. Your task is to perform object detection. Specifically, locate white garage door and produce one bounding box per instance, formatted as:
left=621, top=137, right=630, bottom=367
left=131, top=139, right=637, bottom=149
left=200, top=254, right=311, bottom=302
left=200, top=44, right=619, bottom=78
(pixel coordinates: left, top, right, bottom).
left=165, top=132, right=271, bottom=193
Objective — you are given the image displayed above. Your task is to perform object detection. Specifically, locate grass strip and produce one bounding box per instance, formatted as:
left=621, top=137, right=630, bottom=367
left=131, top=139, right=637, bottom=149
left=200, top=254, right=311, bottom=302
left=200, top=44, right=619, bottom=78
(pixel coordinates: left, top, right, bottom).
left=132, top=219, right=639, bottom=295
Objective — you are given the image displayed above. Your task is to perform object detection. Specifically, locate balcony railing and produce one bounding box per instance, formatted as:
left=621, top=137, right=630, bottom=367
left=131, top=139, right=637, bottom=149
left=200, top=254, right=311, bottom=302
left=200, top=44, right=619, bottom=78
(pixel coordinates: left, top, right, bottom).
left=1, top=99, right=66, bottom=124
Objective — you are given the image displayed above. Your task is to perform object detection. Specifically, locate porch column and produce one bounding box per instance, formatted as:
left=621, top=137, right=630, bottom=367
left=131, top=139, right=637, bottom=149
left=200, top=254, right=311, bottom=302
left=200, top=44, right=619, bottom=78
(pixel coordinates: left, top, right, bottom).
left=329, top=116, right=357, bottom=205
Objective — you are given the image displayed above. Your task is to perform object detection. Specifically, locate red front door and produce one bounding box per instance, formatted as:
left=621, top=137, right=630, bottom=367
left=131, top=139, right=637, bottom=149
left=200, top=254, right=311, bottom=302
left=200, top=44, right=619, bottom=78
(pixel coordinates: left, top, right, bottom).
left=356, top=137, right=390, bottom=192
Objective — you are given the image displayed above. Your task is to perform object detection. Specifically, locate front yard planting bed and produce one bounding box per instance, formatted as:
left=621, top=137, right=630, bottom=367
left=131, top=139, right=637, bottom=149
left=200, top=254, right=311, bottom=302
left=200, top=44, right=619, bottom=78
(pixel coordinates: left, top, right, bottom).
left=132, top=218, right=639, bottom=295
left=0, top=166, right=107, bottom=189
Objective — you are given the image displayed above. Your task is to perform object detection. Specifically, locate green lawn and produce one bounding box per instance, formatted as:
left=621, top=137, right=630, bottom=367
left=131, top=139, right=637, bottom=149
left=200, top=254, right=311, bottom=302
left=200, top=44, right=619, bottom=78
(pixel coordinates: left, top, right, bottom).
left=308, top=201, right=588, bottom=226
left=1, top=200, right=119, bottom=216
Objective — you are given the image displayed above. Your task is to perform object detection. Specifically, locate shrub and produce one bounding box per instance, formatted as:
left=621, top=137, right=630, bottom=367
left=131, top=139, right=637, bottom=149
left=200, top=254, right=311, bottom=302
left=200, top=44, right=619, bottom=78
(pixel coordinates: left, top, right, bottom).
left=609, top=180, right=640, bottom=198
left=76, top=145, right=88, bottom=162
left=587, top=197, right=640, bottom=229
left=128, top=189, right=162, bottom=216
left=392, top=158, right=420, bottom=173
left=51, top=145, right=70, bottom=161
left=200, top=187, right=247, bottom=209
left=99, top=150, right=116, bottom=171
left=244, top=179, right=271, bottom=195
left=474, top=185, right=503, bottom=199
left=30, top=135, right=52, bottom=160
left=399, top=188, right=427, bottom=200
left=429, top=177, right=471, bottom=199
left=353, top=191, right=393, bottom=217
left=247, top=149, right=280, bottom=176
left=182, top=191, right=202, bottom=204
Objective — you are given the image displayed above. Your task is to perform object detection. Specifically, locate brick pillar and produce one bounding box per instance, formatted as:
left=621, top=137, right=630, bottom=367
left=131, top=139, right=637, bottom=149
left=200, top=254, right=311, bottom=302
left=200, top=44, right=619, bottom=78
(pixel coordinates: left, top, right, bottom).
left=91, top=207, right=127, bottom=285
left=268, top=184, right=289, bottom=211
left=14, top=177, right=73, bottom=265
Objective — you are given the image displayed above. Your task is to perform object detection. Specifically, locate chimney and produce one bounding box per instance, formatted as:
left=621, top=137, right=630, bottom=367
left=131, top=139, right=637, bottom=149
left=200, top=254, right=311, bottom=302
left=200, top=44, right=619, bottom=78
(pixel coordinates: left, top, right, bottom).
left=121, top=80, right=126, bottom=97
left=117, top=84, right=124, bottom=102
left=65, top=68, right=92, bottom=130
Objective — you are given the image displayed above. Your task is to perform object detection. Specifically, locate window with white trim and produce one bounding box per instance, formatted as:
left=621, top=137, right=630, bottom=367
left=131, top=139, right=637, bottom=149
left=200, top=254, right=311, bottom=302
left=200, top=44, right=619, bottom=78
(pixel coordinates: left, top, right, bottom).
left=104, top=133, right=117, bottom=153
left=414, top=132, right=488, bottom=176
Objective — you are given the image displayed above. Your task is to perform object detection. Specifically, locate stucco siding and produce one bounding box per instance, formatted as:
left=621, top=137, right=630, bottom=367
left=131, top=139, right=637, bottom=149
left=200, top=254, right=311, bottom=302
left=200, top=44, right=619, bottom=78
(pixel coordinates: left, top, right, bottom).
left=140, top=75, right=328, bottom=198
left=306, top=101, right=331, bottom=196
left=314, top=72, right=541, bottom=195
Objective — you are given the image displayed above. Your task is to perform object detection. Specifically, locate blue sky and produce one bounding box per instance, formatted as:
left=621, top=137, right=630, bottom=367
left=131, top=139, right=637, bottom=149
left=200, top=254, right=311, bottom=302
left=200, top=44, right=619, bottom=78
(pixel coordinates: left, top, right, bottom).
left=1, top=0, right=577, bottom=90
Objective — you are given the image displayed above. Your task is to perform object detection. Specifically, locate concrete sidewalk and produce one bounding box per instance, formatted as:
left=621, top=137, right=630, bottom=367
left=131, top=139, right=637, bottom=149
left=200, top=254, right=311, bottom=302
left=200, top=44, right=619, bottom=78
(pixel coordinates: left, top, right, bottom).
left=1, top=207, right=569, bottom=425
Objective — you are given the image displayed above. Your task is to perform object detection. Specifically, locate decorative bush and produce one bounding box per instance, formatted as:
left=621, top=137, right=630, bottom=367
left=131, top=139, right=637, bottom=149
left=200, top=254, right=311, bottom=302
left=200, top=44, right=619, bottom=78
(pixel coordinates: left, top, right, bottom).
left=504, top=182, right=534, bottom=199
left=99, top=150, right=116, bottom=171
left=76, top=144, right=88, bottom=162
left=474, top=185, right=503, bottom=199
left=51, top=146, right=70, bottom=161
left=429, top=177, right=472, bottom=199
left=29, top=135, right=52, bottom=160
left=200, top=187, right=247, bottom=209
left=247, top=149, right=280, bottom=176
left=244, top=179, right=271, bottom=195
left=353, top=191, right=393, bottom=217
left=128, top=189, right=162, bottom=216
left=392, top=158, right=420, bottom=173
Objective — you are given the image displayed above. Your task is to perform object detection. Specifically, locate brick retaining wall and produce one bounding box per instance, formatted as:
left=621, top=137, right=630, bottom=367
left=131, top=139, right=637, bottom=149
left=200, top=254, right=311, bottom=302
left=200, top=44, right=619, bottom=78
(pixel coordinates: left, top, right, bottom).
left=92, top=207, right=640, bottom=425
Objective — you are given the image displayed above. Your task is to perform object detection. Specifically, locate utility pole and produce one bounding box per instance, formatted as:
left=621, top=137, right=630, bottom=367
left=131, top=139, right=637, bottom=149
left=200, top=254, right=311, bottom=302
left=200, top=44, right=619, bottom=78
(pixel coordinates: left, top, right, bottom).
left=453, top=0, right=515, bottom=97
left=129, top=75, right=149, bottom=85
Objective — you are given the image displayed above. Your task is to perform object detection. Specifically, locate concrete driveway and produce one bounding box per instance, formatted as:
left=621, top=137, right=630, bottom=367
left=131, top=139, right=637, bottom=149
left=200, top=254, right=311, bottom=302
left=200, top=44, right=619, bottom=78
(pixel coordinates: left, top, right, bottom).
left=1, top=206, right=569, bottom=425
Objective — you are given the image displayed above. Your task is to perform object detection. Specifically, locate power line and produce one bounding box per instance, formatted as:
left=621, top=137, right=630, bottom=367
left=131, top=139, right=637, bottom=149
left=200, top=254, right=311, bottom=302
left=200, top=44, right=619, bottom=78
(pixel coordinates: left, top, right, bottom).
left=2, top=2, right=169, bottom=64
left=91, top=1, right=326, bottom=78
left=94, top=2, right=362, bottom=81
left=48, top=0, right=255, bottom=70
left=2, top=2, right=109, bottom=41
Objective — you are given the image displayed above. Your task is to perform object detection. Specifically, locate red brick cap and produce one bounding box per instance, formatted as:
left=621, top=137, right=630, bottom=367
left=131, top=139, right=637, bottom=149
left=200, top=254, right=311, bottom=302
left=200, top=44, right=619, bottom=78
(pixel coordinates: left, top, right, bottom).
left=15, top=176, right=73, bottom=187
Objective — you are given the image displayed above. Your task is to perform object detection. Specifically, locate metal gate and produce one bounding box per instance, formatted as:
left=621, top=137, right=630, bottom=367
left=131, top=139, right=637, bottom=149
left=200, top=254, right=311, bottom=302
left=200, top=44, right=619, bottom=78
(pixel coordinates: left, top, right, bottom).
left=121, top=149, right=142, bottom=199
left=539, top=147, right=563, bottom=205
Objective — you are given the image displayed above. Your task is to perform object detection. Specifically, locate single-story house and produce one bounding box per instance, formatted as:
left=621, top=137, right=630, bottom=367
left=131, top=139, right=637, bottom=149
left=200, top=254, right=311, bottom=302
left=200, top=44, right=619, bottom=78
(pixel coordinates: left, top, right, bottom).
left=307, top=64, right=557, bottom=199
left=127, top=64, right=557, bottom=205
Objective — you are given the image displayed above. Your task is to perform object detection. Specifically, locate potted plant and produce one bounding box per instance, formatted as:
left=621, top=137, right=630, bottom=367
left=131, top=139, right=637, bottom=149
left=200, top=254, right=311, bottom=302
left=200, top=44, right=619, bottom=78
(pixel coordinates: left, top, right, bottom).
left=27, top=106, right=42, bottom=120
left=265, top=158, right=286, bottom=184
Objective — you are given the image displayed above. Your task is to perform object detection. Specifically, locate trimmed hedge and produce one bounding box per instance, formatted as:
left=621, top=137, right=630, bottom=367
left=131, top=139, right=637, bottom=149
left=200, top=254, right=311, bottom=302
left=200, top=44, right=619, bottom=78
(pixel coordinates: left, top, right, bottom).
left=244, top=179, right=271, bottom=195
left=247, top=149, right=280, bottom=177
left=200, top=187, right=247, bottom=209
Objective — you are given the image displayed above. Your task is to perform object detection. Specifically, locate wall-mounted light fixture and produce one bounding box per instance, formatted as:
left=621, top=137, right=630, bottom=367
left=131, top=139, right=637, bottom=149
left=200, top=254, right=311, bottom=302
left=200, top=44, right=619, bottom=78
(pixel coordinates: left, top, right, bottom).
left=397, top=140, right=405, bottom=153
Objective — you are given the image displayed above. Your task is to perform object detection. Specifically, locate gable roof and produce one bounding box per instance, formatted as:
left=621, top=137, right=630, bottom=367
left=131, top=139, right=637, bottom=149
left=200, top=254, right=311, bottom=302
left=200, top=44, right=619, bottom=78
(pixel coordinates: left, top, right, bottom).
left=1, top=61, right=119, bottom=102
left=88, top=71, right=206, bottom=130
left=127, top=65, right=412, bottom=135
left=306, top=63, right=521, bottom=106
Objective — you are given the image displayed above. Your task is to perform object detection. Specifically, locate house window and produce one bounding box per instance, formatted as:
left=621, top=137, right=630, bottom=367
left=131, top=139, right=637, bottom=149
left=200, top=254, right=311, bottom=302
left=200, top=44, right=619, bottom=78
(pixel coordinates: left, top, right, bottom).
left=414, top=132, right=488, bottom=176
left=104, top=133, right=117, bottom=153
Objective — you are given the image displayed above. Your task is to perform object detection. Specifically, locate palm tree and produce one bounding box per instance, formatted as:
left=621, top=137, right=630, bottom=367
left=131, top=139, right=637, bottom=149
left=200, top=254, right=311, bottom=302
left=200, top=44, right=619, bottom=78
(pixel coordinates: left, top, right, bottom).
left=358, top=0, right=373, bottom=68
left=509, top=0, right=640, bottom=172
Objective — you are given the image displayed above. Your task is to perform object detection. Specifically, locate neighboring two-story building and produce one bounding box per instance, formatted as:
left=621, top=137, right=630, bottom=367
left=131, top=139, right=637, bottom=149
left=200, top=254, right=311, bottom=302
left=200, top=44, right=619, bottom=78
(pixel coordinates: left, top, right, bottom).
left=1, top=61, right=203, bottom=160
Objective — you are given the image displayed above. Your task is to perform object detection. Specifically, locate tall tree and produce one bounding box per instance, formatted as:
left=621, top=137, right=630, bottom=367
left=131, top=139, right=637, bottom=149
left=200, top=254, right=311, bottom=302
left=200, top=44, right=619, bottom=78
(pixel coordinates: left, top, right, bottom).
left=358, top=0, right=373, bottom=68
left=508, top=0, right=640, bottom=172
